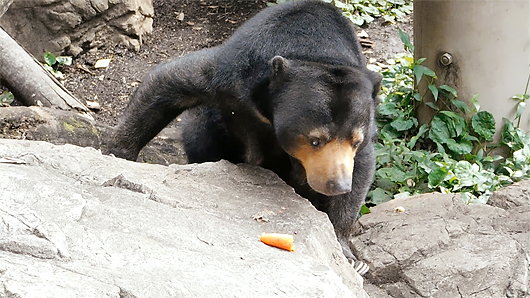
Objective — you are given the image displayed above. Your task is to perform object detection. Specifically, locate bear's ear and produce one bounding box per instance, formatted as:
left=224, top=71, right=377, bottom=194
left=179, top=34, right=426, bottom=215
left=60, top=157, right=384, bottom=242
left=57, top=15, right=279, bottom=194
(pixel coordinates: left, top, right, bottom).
left=271, top=56, right=289, bottom=76
left=366, top=70, right=382, bottom=100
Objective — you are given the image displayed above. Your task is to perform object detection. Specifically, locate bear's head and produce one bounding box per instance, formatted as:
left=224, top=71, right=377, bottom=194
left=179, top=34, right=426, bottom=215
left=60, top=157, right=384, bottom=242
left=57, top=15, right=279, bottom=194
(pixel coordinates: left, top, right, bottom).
left=269, top=56, right=381, bottom=196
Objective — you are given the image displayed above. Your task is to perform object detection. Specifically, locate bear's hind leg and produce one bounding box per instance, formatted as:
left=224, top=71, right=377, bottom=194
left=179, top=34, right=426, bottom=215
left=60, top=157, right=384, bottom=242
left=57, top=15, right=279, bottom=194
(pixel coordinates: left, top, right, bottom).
left=181, top=106, right=245, bottom=164
left=106, top=49, right=217, bottom=161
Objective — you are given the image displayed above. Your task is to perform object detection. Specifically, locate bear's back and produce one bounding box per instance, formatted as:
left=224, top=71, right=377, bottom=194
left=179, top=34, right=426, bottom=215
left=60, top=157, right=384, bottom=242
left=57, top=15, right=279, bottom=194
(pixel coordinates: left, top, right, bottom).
left=212, top=0, right=366, bottom=95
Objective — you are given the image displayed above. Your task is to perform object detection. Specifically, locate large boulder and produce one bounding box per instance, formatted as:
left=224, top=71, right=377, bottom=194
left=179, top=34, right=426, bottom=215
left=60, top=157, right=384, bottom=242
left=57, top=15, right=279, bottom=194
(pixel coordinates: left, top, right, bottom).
left=0, top=0, right=153, bottom=57
left=353, top=192, right=530, bottom=297
left=0, top=138, right=368, bottom=298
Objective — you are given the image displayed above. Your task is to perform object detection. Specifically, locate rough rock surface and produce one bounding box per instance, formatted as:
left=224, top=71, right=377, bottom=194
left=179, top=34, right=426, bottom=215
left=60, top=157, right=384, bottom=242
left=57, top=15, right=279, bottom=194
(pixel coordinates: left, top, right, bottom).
left=0, top=0, right=153, bottom=57
left=2, top=136, right=530, bottom=298
left=0, top=106, right=186, bottom=165
left=0, top=138, right=368, bottom=298
left=0, top=0, right=13, bottom=18
left=353, top=191, right=530, bottom=298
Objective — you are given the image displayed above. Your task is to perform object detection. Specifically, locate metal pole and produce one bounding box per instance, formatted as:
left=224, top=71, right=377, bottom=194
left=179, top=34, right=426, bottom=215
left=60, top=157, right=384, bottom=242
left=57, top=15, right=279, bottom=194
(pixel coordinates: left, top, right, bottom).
left=415, top=0, right=530, bottom=138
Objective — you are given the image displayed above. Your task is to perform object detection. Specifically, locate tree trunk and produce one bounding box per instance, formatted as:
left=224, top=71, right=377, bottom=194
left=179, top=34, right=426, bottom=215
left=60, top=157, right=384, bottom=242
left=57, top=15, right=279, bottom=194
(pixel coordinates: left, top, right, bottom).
left=0, top=27, right=91, bottom=115
left=0, top=0, right=13, bottom=18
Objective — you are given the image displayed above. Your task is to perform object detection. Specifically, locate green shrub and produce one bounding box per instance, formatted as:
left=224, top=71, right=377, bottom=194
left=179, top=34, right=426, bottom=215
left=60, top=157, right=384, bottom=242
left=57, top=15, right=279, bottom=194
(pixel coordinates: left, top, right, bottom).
left=323, top=0, right=412, bottom=26
left=368, top=30, right=530, bottom=207
left=268, top=0, right=413, bottom=26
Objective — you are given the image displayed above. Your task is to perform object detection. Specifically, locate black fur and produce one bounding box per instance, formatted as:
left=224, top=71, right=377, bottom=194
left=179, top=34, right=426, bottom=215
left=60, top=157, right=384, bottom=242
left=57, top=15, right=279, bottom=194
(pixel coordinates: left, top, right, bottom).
left=106, top=0, right=381, bottom=265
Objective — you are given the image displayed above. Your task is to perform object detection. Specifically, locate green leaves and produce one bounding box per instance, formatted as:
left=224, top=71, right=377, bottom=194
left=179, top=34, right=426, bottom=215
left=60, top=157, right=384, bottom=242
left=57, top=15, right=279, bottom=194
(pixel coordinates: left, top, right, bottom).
left=439, top=111, right=467, bottom=137
left=360, top=204, right=371, bottom=215
left=413, top=64, right=436, bottom=84
left=372, top=140, right=434, bottom=202
left=512, top=85, right=529, bottom=128
left=56, top=55, right=72, bottom=66
left=428, top=84, right=438, bottom=101
left=440, top=85, right=458, bottom=98
left=471, top=111, right=496, bottom=141
left=390, top=116, right=416, bottom=131
left=426, top=109, right=494, bottom=157
left=398, top=28, right=414, bottom=52
left=44, top=51, right=57, bottom=66
left=44, top=51, right=72, bottom=67
left=324, top=0, right=413, bottom=26
left=512, top=74, right=530, bottom=128
left=371, top=29, right=530, bottom=208
left=501, top=117, right=530, bottom=151
left=377, top=167, right=408, bottom=183
left=42, top=52, right=72, bottom=79
left=428, top=115, right=451, bottom=144
left=446, top=138, right=473, bottom=155
left=0, top=90, right=14, bottom=106
left=378, top=102, right=400, bottom=118
left=428, top=167, right=448, bottom=188
left=451, top=100, right=469, bottom=113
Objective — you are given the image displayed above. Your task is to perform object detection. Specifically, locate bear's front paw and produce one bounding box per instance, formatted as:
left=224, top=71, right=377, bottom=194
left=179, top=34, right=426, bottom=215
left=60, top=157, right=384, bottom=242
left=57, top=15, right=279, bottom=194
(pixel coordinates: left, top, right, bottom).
left=340, top=238, right=369, bottom=276
left=349, top=258, right=370, bottom=276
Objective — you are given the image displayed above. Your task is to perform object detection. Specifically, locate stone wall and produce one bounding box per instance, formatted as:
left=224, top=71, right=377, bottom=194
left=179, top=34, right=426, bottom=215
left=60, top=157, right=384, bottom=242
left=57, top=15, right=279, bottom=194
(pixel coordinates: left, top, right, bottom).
left=0, top=0, right=153, bottom=58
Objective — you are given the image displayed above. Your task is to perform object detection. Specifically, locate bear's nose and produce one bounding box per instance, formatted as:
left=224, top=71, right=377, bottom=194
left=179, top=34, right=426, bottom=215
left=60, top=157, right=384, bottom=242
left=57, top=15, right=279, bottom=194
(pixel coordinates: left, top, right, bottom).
left=326, top=178, right=352, bottom=195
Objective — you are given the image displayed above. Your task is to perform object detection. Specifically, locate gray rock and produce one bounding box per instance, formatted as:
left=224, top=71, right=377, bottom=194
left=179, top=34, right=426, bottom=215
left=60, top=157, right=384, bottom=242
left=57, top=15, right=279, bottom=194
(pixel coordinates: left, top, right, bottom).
left=0, top=0, right=153, bottom=57
left=45, top=35, right=72, bottom=53
left=10, top=0, right=61, bottom=8
left=91, top=0, right=110, bottom=13
left=0, top=0, right=14, bottom=18
left=0, top=106, right=186, bottom=165
left=67, top=44, right=84, bottom=56
left=353, top=193, right=530, bottom=298
left=0, top=139, right=368, bottom=298
left=0, top=106, right=107, bottom=149
left=488, top=180, right=530, bottom=211
left=70, top=0, right=98, bottom=20
left=38, top=2, right=82, bottom=32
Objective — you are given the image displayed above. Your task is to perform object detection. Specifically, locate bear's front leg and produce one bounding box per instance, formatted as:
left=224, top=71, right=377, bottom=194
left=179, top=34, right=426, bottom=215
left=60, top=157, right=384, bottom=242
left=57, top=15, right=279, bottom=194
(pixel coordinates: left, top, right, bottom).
left=327, top=143, right=375, bottom=275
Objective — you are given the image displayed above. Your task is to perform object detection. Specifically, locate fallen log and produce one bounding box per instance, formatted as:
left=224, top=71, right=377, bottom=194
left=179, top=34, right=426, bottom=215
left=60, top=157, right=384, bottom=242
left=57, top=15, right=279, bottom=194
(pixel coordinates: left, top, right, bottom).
left=0, top=26, right=91, bottom=116
left=0, top=0, right=13, bottom=18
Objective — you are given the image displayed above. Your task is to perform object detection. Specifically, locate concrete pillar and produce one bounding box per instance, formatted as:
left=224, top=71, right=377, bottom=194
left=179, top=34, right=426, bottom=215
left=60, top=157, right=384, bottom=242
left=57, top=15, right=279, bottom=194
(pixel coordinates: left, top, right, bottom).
left=414, top=0, right=530, bottom=137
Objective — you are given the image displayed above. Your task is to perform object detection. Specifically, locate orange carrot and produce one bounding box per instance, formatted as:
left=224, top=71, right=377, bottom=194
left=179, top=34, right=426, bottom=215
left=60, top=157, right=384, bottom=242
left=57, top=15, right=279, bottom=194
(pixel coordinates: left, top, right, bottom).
left=260, top=233, right=294, bottom=252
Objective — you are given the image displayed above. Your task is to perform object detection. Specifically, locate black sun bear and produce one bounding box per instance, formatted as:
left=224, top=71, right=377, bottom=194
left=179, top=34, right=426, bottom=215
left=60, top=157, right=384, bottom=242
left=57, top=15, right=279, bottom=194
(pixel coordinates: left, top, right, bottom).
left=106, top=0, right=381, bottom=272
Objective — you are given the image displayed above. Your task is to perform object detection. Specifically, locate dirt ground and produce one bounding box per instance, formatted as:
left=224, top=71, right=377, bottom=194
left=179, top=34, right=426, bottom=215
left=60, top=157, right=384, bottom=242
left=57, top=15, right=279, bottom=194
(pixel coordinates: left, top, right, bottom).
left=57, top=0, right=412, bottom=128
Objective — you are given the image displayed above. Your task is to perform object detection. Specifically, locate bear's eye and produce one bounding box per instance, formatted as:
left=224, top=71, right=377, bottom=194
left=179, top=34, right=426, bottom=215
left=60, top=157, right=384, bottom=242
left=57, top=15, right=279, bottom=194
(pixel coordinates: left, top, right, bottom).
left=309, top=138, right=321, bottom=148
left=352, top=141, right=360, bottom=149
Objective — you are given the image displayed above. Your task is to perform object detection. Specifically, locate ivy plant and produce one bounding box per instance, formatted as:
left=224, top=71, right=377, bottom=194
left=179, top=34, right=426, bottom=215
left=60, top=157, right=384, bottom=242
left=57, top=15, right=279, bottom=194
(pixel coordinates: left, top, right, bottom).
left=322, top=0, right=412, bottom=26
left=43, top=51, right=72, bottom=79
left=269, top=0, right=413, bottom=26
left=368, top=29, right=529, bottom=207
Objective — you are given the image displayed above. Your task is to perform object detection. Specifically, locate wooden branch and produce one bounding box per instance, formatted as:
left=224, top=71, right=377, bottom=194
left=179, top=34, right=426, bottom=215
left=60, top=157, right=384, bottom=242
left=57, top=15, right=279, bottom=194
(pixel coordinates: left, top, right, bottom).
left=0, top=0, right=14, bottom=18
left=0, top=26, right=92, bottom=116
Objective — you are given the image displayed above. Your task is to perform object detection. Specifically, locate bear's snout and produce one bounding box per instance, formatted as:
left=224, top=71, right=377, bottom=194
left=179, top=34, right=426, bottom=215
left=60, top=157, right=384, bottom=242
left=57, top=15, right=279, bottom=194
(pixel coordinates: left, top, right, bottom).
left=292, top=138, right=356, bottom=196
left=306, top=161, right=354, bottom=196
left=325, top=177, right=352, bottom=195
